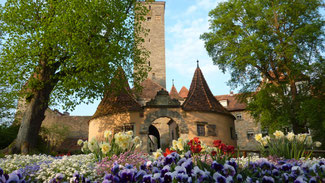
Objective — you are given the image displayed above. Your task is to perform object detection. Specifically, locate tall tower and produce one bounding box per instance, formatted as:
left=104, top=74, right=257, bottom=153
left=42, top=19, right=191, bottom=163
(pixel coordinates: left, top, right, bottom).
left=141, top=1, right=166, bottom=88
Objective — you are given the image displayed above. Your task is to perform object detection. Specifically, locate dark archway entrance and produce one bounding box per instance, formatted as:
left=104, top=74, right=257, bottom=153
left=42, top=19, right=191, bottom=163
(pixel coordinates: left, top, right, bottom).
left=148, top=125, right=160, bottom=152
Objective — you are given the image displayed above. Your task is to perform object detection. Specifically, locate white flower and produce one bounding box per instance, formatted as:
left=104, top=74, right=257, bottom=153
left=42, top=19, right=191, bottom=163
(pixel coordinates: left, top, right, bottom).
left=297, top=133, right=308, bottom=143
left=152, top=151, right=162, bottom=160
left=100, top=142, right=111, bottom=154
left=286, top=132, right=295, bottom=141
left=273, top=130, right=284, bottom=139
left=305, top=136, right=313, bottom=146
left=126, top=130, right=133, bottom=136
left=104, top=130, right=112, bottom=139
left=315, top=141, right=322, bottom=147
left=77, top=139, right=83, bottom=146
left=132, top=136, right=141, bottom=145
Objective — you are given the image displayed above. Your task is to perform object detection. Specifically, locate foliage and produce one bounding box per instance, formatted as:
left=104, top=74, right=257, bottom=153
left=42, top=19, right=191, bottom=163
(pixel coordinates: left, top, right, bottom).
left=39, top=123, right=70, bottom=152
left=0, top=0, right=149, bottom=109
left=255, top=130, right=322, bottom=160
left=201, top=0, right=325, bottom=133
left=0, top=85, right=17, bottom=125
left=0, top=123, right=19, bottom=149
left=78, top=130, right=142, bottom=161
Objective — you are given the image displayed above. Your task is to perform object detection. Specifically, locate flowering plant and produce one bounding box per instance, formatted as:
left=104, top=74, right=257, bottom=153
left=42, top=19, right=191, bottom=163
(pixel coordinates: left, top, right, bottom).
left=78, top=130, right=142, bottom=161
left=255, top=130, right=321, bottom=159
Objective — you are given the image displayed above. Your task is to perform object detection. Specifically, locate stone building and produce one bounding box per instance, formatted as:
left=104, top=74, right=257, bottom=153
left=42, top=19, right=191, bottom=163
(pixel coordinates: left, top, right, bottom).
left=88, top=64, right=237, bottom=152
left=38, top=0, right=261, bottom=152
left=215, top=94, right=261, bottom=150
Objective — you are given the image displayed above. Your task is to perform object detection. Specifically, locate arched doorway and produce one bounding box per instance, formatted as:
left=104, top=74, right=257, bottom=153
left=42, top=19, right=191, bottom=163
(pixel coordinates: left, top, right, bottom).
left=148, top=117, right=179, bottom=151
left=148, top=125, right=160, bottom=152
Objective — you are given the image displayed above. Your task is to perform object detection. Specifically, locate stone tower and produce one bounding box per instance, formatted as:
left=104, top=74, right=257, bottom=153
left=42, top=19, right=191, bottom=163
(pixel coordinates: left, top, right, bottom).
left=141, top=1, right=166, bottom=88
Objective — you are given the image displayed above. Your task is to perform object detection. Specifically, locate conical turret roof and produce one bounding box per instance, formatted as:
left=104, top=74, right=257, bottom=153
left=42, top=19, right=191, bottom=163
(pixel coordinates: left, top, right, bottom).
left=179, top=86, right=189, bottom=99
left=182, top=66, right=233, bottom=117
left=170, top=85, right=182, bottom=100
left=92, top=69, right=142, bottom=119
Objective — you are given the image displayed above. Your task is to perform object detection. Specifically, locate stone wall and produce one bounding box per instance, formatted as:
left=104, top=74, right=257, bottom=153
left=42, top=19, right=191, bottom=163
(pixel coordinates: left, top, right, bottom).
left=41, top=109, right=91, bottom=151
left=231, top=110, right=261, bottom=150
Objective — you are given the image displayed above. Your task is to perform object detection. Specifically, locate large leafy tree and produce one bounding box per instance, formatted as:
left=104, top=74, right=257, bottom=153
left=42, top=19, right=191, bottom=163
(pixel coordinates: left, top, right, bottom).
left=0, top=0, right=149, bottom=153
left=201, top=0, right=324, bottom=135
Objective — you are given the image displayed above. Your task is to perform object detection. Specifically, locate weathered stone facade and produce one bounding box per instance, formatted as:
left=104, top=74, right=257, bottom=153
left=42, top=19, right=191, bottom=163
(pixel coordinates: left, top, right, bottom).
left=140, top=1, right=166, bottom=88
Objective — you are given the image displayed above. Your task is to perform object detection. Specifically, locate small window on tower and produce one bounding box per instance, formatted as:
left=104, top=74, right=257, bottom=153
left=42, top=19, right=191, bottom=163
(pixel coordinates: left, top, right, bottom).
left=149, top=5, right=151, bottom=10
left=148, top=61, right=150, bottom=66
left=149, top=38, right=150, bottom=42
left=152, top=73, right=155, bottom=79
left=147, top=17, right=151, bottom=21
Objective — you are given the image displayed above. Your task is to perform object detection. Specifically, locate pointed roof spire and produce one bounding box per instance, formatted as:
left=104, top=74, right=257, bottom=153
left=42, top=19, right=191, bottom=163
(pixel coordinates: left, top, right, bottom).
left=170, top=84, right=182, bottom=100
left=182, top=66, right=233, bottom=117
left=179, top=86, right=189, bottom=99
left=92, top=68, right=142, bottom=119
left=197, top=60, right=199, bottom=68
left=172, top=79, right=174, bottom=86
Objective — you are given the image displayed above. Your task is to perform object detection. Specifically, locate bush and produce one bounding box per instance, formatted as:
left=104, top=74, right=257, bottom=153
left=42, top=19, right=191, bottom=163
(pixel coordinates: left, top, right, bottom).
left=0, top=123, right=19, bottom=149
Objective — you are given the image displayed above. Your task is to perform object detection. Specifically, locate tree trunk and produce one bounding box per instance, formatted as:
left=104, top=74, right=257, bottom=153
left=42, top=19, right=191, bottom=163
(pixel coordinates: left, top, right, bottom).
left=8, top=85, right=54, bottom=154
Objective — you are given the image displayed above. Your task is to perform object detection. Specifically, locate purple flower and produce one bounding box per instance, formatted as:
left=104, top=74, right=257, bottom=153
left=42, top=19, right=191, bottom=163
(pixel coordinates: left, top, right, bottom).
left=223, top=164, right=236, bottom=177
left=119, top=168, right=136, bottom=182
left=211, top=161, right=224, bottom=172
left=236, top=174, right=243, bottom=182
left=143, top=174, right=152, bottom=183
left=174, top=166, right=186, bottom=174
left=163, top=172, right=173, bottom=183
left=164, top=154, right=175, bottom=165
left=260, top=161, right=272, bottom=170
left=213, top=172, right=226, bottom=183
left=111, top=163, right=119, bottom=175
left=272, top=169, right=279, bottom=176
left=181, top=159, right=193, bottom=174
left=293, top=176, right=306, bottom=183
left=135, top=170, right=146, bottom=180
left=281, top=164, right=292, bottom=171
left=262, top=176, right=275, bottom=183
left=309, top=177, right=317, bottom=183
left=161, top=165, right=170, bottom=176
left=184, top=151, right=191, bottom=159
left=226, top=160, right=238, bottom=171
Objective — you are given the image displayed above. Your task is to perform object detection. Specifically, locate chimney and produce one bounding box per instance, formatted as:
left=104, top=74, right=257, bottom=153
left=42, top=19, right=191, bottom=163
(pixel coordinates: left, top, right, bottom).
left=230, top=91, right=234, bottom=96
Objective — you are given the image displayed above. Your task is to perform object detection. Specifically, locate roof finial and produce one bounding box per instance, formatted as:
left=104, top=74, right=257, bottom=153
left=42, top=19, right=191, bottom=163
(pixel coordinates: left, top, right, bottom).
left=197, top=60, right=199, bottom=68
left=172, top=79, right=174, bottom=86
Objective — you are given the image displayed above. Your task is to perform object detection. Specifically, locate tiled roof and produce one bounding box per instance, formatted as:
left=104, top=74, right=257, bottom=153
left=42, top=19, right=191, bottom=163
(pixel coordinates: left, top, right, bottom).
left=179, top=86, right=189, bottom=99
left=136, top=78, right=165, bottom=100
left=92, top=70, right=142, bottom=119
left=169, top=85, right=182, bottom=100
left=182, top=66, right=233, bottom=117
left=215, top=94, right=246, bottom=112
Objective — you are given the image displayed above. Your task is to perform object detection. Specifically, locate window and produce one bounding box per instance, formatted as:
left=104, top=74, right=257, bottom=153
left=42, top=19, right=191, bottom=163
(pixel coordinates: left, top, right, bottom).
left=148, top=38, right=150, bottom=42
left=152, top=73, right=155, bottom=79
left=148, top=61, right=150, bottom=66
left=236, top=113, right=242, bottom=120
left=247, top=130, right=254, bottom=140
left=197, top=124, right=205, bottom=136
left=114, top=124, right=134, bottom=134
left=262, top=129, right=268, bottom=136
left=149, top=5, right=151, bottom=10
left=207, top=124, right=217, bottom=136
left=147, top=17, right=151, bottom=21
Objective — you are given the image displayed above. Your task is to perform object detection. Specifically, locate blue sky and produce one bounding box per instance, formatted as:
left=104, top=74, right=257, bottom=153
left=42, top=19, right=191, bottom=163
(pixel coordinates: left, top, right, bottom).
left=0, top=0, right=231, bottom=116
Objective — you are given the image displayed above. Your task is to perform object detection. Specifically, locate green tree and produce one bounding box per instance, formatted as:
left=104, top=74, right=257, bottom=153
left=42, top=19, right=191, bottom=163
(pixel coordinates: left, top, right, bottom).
left=201, top=0, right=324, bottom=135
left=0, top=0, right=149, bottom=154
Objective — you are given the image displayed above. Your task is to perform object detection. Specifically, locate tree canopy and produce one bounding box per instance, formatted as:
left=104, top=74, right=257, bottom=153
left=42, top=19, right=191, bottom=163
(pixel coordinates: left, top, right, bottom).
left=201, top=0, right=325, bottom=137
left=0, top=0, right=149, bottom=153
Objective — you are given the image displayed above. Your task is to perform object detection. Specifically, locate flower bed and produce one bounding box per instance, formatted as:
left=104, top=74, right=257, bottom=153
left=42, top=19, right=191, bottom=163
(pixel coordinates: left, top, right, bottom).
left=0, top=133, right=324, bottom=182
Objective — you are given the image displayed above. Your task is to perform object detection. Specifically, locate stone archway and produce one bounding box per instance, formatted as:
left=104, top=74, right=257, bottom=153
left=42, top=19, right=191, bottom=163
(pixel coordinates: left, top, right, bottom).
left=140, top=108, right=189, bottom=152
